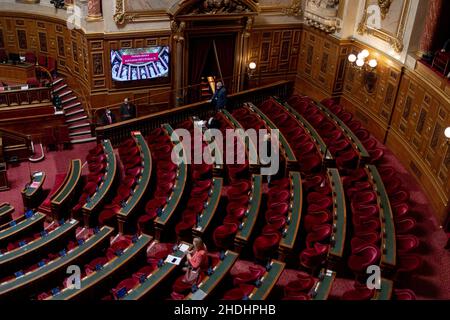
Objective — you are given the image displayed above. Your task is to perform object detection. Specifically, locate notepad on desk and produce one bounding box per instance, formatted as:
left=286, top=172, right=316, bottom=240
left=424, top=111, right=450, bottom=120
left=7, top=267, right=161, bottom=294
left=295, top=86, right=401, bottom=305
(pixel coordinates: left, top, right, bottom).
left=165, top=255, right=182, bottom=265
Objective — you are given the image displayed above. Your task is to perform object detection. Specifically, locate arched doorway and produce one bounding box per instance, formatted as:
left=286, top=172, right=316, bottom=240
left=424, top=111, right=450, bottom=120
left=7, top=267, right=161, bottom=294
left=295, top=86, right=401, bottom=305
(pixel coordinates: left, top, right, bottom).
left=168, top=0, right=260, bottom=106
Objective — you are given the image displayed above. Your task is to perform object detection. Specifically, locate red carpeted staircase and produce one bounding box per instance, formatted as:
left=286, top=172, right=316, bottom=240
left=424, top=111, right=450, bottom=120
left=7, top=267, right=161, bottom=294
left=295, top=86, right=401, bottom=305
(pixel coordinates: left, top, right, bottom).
left=52, top=77, right=96, bottom=144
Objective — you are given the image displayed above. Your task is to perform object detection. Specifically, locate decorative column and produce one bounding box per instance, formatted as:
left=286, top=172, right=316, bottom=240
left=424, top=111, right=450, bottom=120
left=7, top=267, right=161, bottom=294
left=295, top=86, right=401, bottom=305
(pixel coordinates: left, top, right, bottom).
left=171, top=21, right=186, bottom=107
left=419, top=0, right=443, bottom=55
left=240, top=17, right=254, bottom=91
left=86, top=0, right=103, bottom=21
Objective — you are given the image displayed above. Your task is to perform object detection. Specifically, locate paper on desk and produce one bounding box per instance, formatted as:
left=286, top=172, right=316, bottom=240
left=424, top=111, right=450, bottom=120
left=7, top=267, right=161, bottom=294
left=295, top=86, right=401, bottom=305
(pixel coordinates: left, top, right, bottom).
left=165, top=255, right=182, bottom=265
left=30, top=182, right=40, bottom=189
left=178, top=244, right=190, bottom=253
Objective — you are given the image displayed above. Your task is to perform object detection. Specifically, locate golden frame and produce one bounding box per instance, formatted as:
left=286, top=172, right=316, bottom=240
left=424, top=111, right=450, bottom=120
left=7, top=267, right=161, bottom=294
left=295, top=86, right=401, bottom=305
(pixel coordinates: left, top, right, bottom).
left=113, top=0, right=168, bottom=25
left=357, top=0, right=410, bottom=53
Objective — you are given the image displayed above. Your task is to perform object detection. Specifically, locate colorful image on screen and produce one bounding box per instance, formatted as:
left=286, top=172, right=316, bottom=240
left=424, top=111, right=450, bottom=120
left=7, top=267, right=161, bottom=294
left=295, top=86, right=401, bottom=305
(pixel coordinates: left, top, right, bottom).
left=111, top=46, right=170, bottom=82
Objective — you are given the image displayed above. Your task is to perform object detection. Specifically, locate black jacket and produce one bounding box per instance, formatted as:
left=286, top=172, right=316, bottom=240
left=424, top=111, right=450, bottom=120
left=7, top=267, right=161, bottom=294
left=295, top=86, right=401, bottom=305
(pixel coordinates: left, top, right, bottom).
left=211, top=87, right=227, bottom=110
left=101, top=112, right=116, bottom=126
left=120, top=103, right=136, bottom=120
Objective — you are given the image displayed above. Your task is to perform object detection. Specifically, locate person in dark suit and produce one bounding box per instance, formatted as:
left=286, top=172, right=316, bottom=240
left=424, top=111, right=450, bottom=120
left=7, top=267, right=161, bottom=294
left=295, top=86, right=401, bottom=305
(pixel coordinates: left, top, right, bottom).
left=119, top=98, right=137, bottom=121
left=101, top=108, right=116, bottom=126
left=210, top=81, right=227, bottom=111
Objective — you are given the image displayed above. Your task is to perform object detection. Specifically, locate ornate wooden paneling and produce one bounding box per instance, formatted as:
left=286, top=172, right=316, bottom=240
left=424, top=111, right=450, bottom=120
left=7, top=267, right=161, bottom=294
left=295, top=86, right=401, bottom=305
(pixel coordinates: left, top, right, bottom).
left=248, top=25, right=301, bottom=77
left=296, top=26, right=351, bottom=98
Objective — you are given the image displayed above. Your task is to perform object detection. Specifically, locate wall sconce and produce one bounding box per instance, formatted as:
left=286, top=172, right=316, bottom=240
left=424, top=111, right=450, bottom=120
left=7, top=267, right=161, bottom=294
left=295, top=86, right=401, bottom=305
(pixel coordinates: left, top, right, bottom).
left=248, top=61, right=257, bottom=78
left=348, top=50, right=378, bottom=93
left=445, top=127, right=450, bottom=144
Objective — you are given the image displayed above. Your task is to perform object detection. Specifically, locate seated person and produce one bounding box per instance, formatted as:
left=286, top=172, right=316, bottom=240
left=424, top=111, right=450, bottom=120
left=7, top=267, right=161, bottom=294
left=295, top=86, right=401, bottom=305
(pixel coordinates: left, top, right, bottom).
left=119, top=98, right=137, bottom=121
left=101, top=108, right=116, bottom=126
left=182, top=237, right=208, bottom=285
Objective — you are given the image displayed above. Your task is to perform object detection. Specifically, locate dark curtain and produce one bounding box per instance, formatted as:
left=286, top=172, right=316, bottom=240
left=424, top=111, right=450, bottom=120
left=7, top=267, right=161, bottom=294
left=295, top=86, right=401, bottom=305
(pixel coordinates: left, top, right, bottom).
left=214, top=35, right=236, bottom=93
left=188, top=34, right=236, bottom=103
left=188, top=38, right=213, bottom=103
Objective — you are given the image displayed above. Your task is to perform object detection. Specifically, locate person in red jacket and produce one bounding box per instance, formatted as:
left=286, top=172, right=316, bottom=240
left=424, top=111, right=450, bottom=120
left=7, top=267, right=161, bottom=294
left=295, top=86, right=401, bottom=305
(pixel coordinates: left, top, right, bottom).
left=182, top=237, right=208, bottom=284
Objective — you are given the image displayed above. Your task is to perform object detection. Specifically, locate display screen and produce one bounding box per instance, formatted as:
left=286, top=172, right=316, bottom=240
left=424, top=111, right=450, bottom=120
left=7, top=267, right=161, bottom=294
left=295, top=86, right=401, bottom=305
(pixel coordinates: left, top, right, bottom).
left=110, top=46, right=169, bottom=82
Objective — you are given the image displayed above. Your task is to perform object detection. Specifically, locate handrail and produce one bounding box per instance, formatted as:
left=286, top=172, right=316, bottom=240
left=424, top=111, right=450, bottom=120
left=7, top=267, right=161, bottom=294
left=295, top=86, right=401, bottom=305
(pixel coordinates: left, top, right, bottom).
left=95, top=81, right=293, bottom=146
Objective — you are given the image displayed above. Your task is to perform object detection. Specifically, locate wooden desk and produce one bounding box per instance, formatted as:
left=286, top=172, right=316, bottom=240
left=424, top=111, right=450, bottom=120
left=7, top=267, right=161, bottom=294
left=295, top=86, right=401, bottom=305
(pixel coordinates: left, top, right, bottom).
left=21, top=171, right=46, bottom=210
left=0, top=63, right=35, bottom=84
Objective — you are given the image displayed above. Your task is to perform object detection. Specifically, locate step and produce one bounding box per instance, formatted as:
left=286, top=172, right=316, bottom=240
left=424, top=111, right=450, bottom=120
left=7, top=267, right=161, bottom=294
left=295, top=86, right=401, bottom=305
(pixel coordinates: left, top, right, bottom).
left=52, top=78, right=64, bottom=86
left=58, top=90, right=73, bottom=98
left=65, top=108, right=84, bottom=117
left=70, top=136, right=97, bottom=144
left=62, top=96, right=77, bottom=105
left=65, top=115, right=87, bottom=124
left=53, top=84, right=68, bottom=93
left=63, top=102, right=81, bottom=111
left=68, top=122, right=90, bottom=130
left=69, top=130, right=91, bottom=137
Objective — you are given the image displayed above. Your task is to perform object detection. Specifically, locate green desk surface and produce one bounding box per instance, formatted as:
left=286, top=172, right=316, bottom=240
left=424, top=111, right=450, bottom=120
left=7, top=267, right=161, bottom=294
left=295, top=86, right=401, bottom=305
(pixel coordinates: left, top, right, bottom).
left=52, top=159, right=82, bottom=205
left=372, top=278, right=393, bottom=300
left=312, top=269, right=336, bottom=300
left=0, top=219, right=78, bottom=265
left=186, top=251, right=239, bottom=300
left=221, top=110, right=259, bottom=166
left=84, top=140, right=116, bottom=212
left=247, top=103, right=297, bottom=163
left=48, top=233, right=152, bottom=300
left=199, top=120, right=224, bottom=168
left=119, top=132, right=152, bottom=217
left=123, top=242, right=191, bottom=300
left=328, top=168, right=346, bottom=258
left=316, top=101, right=370, bottom=159
left=194, top=178, right=223, bottom=234
left=22, top=172, right=45, bottom=197
left=155, top=126, right=187, bottom=225
left=280, top=172, right=302, bottom=251
left=0, top=212, right=45, bottom=243
left=249, top=260, right=285, bottom=300
left=236, top=175, right=262, bottom=243
left=367, top=165, right=396, bottom=268
left=0, top=226, right=114, bottom=296
left=0, top=203, right=13, bottom=217
left=273, top=96, right=332, bottom=160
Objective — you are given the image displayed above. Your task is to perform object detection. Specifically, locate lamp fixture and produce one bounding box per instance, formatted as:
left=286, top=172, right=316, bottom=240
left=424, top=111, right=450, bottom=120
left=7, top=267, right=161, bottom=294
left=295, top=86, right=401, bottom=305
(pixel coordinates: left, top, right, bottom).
left=348, top=49, right=378, bottom=70
left=445, top=126, right=450, bottom=140
left=248, top=61, right=257, bottom=79
left=348, top=49, right=378, bottom=94
left=249, top=62, right=257, bottom=70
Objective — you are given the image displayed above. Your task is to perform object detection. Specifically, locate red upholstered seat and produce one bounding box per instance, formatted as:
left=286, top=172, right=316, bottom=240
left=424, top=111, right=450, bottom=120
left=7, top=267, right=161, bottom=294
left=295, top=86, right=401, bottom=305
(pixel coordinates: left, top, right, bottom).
left=348, top=120, right=362, bottom=132
left=303, top=211, right=331, bottom=233
left=355, top=129, right=370, bottom=141
left=267, top=189, right=290, bottom=205
left=395, top=218, right=416, bottom=234
left=175, top=214, right=197, bottom=235
left=253, top=232, right=282, bottom=261
left=389, top=190, right=410, bottom=205
left=85, top=257, right=109, bottom=275
left=229, top=195, right=249, bottom=207
left=282, top=292, right=311, bottom=300
left=306, top=224, right=332, bottom=247
left=396, top=235, right=419, bottom=253
left=213, top=223, right=238, bottom=249
left=321, top=98, right=336, bottom=108
left=352, top=191, right=377, bottom=205
left=350, top=233, right=380, bottom=252
left=284, top=272, right=315, bottom=296
left=266, top=215, right=287, bottom=230
left=268, top=202, right=289, bottom=216
left=397, top=254, right=422, bottom=273
left=112, top=278, right=139, bottom=299
left=133, top=265, right=157, bottom=282
left=222, top=284, right=255, bottom=300
left=354, top=218, right=380, bottom=234
left=342, top=286, right=374, bottom=300
left=271, top=178, right=291, bottom=189
left=307, top=195, right=332, bottom=213
left=232, top=265, right=266, bottom=286
left=299, top=242, right=329, bottom=269
left=393, top=289, right=416, bottom=300
left=299, top=154, right=322, bottom=173
left=303, top=175, right=325, bottom=191
left=348, top=245, right=381, bottom=273
left=172, top=275, right=194, bottom=294
left=393, top=203, right=409, bottom=219
left=339, top=112, right=353, bottom=124
left=98, top=208, right=117, bottom=226
left=89, top=144, right=104, bottom=156
left=369, top=149, right=384, bottom=163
